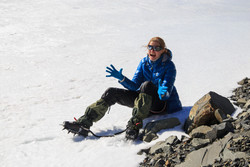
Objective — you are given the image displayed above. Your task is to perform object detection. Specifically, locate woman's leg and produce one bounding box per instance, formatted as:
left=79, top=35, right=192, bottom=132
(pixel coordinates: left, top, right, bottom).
left=126, top=81, right=166, bottom=140
left=140, top=81, right=166, bottom=112
left=101, top=87, right=139, bottom=108
left=64, top=88, right=139, bottom=137
left=77, top=88, right=139, bottom=127
left=129, top=81, right=166, bottom=121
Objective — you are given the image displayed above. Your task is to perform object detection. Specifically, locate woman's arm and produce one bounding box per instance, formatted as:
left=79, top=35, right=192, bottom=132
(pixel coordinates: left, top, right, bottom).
left=119, top=60, right=144, bottom=91
left=160, top=61, right=176, bottom=100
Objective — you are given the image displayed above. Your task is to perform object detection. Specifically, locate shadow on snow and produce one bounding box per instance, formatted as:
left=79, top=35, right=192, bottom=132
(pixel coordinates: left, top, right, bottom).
left=72, top=106, right=192, bottom=142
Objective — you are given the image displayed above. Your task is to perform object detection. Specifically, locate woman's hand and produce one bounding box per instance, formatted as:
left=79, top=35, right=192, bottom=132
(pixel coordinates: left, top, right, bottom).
left=106, top=64, right=124, bottom=81
left=157, top=79, right=168, bottom=100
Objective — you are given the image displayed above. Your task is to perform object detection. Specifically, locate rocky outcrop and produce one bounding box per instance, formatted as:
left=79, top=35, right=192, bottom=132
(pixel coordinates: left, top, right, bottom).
left=231, top=77, right=250, bottom=110
left=184, top=91, right=235, bottom=134
left=138, top=77, right=250, bottom=167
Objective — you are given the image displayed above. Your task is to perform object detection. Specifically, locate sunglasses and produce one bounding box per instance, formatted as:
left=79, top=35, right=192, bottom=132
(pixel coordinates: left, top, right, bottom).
left=147, top=45, right=162, bottom=52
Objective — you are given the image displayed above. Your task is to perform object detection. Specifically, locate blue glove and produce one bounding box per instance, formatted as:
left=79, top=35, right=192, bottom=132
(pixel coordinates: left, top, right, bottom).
left=158, top=79, right=168, bottom=100
left=106, top=64, right=124, bottom=81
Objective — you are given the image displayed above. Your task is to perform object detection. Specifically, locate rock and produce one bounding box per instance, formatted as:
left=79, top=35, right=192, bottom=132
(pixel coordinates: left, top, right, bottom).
left=181, top=135, right=190, bottom=142
left=214, top=158, right=250, bottom=167
left=175, top=147, right=207, bottom=167
left=241, top=122, right=250, bottom=131
left=139, top=78, right=250, bottom=167
left=142, top=132, right=158, bottom=143
left=154, top=159, right=165, bottom=167
left=237, top=98, right=247, bottom=105
left=165, top=160, right=170, bottom=167
left=200, top=138, right=227, bottom=166
left=237, top=77, right=249, bottom=85
left=236, top=110, right=250, bottom=120
left=184, top=91, right=235, bottom=133
left=176, top=133, right=234, bottom=167
left=214, top=109, right=226, bottom=123
left=191, top=138, right=210, bottom=149
left=243, top=99, right=250, bottom=109
left=189, top=125, right=218, bottom=142
left=165, top=135, right=180, bottom=145
left=189, top=125, right=212, bottom=138
left=231, top=77, right=250, bottom=111
left=162, top=145, right=173, bottom=155
left=142, top=117, right=180, bottom=142
left=235, top=123, right=242, bottom=130
left=212, top=122, right=234, bottom=139
left=222, top=142, right=249, bottom=162
left=149, top=141, right=166, bottom=154
left=205, top=128, right=218, bottom=142
left=137, top=148, right=150, bottom=155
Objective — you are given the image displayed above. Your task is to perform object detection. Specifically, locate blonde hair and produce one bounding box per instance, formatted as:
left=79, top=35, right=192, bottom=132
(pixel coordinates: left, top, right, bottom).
left=147, top=37, right=167, bottom=53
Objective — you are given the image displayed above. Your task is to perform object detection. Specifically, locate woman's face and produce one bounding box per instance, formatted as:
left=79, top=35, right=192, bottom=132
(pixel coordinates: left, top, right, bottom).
left=148, top=41, right=164, bottom=61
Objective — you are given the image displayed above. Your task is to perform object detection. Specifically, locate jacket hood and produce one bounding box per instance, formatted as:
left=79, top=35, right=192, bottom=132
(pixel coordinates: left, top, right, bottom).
left=162, top=49, right=172, bottom=62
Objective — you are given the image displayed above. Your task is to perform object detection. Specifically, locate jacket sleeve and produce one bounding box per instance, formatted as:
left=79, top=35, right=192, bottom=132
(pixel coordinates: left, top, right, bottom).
left=161, top=61, right=176, bottom=100
left=119, top=60, right=144, bottom=91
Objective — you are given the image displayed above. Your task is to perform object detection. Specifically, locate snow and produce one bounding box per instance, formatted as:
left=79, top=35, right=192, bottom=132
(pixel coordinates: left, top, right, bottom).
left=0, top=0, right=249, bottom=166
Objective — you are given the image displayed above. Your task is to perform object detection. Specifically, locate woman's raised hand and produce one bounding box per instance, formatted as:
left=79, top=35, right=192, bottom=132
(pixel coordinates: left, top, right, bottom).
left=106, top=64, right=124, bottom=81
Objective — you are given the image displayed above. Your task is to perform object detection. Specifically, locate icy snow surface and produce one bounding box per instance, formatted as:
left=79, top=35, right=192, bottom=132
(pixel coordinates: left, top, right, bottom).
left=0, top=0, right=250, bottom=166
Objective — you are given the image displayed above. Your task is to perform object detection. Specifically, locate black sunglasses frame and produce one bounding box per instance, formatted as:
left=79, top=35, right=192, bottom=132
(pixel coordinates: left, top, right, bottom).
left=147, top=45, right=163, bottom=52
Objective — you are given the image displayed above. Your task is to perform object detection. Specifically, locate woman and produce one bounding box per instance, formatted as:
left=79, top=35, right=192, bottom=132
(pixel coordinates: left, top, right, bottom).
left=63, top=37, right=182, bottom=140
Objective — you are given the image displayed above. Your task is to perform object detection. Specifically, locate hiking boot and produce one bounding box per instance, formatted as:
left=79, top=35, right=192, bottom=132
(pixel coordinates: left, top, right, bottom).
left=125, top=127, right=139, bottom=140
left=125, top=117, right=142, bottom=140
left=63, top=99, right=109, bottom=137
left=63, top=121, right=89, bottom=137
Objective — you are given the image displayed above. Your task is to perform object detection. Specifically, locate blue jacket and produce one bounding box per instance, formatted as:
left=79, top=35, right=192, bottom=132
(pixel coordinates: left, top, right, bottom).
left=119, top=49, right=182, bottom=113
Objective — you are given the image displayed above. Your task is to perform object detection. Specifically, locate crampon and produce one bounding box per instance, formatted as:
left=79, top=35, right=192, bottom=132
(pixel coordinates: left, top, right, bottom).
left=62, top=121, right=127, bottom=138
left=62, top=121, right=89, bottom=137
